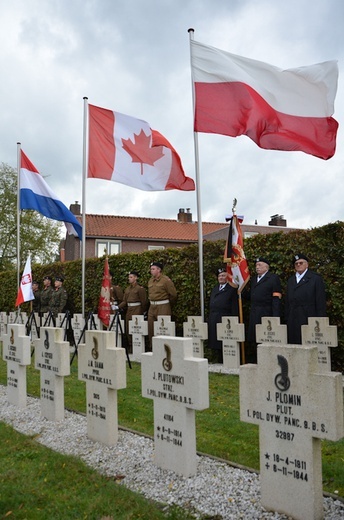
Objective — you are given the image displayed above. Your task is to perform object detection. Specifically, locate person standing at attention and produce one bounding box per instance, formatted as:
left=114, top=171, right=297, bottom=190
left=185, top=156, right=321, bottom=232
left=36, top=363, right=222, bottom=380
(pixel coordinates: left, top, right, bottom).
left=285, top=254, right=326, bottom=344
left=147, top=261, right=177, bottom=350
left=208, top=267, right=239, bottom=363
left=245, top=257, right=282, bottom=362
left=118, top=270, right=148, bottom=351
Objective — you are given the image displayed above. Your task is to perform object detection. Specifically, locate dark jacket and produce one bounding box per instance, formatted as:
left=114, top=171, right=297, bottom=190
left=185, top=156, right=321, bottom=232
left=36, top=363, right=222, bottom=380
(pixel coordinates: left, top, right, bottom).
left=285, top=269, right=326, bottom=344
left=208, top=283, right=239, bottom=351
left=247, top=271, right=282, bottom=342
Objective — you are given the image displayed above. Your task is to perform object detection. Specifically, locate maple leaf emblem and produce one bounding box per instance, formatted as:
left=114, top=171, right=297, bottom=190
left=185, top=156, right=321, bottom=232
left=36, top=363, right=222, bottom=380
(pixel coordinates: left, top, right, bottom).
left=122, top=130, right=165, bottom=175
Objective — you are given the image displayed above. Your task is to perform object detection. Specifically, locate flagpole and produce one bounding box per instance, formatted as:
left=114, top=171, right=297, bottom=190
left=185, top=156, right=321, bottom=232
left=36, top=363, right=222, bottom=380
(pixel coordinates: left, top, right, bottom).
left=16, top=142, right=21, bottom=291
left=232, top=201, right=246, bottom=365
left=188, top=28, right=205, bottom=320
left=81, top=97, right=88, bottom=317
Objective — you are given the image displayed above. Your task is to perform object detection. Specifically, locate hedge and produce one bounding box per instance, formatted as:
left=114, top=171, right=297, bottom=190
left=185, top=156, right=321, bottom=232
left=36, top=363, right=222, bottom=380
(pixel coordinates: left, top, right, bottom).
left=1, top=221, right=343, bottom=371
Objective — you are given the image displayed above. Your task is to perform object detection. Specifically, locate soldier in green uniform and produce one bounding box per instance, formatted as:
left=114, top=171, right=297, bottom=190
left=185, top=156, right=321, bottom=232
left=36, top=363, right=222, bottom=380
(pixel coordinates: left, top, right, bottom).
left=119, top=270, right=148, bottom=351
left=40, top=276, right=54, bottom=315
left=50, top=275, right=68, bottom=318
left=147, top=261, right=177, bottom=350
left=32, top=281, right=41, bottom=313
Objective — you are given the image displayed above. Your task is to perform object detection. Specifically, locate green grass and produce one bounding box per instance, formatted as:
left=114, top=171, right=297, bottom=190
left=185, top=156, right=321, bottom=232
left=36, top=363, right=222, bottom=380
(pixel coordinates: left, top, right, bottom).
left=0, top=355, right=343, bottom=502
left=0, top=422, right=194, bottom=520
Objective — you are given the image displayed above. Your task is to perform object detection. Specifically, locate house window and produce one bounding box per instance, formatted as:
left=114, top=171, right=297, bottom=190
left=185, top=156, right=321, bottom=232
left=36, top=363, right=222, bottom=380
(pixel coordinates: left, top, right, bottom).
left=96, top=240, right=121, bottom=257
left=148, top=245, right=165, bottom=251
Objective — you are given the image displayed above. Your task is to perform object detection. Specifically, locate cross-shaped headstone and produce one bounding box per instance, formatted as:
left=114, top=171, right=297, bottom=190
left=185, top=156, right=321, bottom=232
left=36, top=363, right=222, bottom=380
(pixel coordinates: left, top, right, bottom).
left=71, top=313, right=85, bottom=347
left=183, top=316, right=208, bottom=358
left=301, top=317, right=337, bottom=372
left=240, top=344, right=343, bottom=520
left=34, top=327, right=71, bottom=421
left=153, top=315, right=175, bottom=337
left=256, top=317, right=287, bottom=345
left=8, top=311, right=27, bottom=325
left=128, top=314, right=148, bottom=362
left=78, top=330, right=126, bottom=446
left=2, top=323, right=31, bottom=407
left=141, top=336, right=209, bottom=477
left=0, top=311, right=8, bottom=339
left=217, top=316, right=244, bottom=368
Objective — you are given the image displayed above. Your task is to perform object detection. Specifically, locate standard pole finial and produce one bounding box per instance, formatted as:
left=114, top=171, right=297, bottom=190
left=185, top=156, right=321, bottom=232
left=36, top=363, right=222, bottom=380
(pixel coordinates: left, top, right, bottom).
left=188, top=28, right=194, bottom=34
left=232, top=198, right=237, bottom=214
left=83, top=96, right=88, bottom=100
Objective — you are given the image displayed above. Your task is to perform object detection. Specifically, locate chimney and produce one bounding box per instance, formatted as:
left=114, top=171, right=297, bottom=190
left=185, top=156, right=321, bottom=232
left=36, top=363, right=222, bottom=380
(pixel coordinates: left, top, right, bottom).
left=70, top=201, right=81, bottom=216
left=177, top=208, right=192, bottom=223
left=269, top=214, right=287, bottom=227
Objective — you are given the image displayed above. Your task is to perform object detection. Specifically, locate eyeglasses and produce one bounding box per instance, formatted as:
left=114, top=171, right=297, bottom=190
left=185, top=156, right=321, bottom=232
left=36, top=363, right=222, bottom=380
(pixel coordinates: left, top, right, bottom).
left=295, top=261, right=306, bottom=266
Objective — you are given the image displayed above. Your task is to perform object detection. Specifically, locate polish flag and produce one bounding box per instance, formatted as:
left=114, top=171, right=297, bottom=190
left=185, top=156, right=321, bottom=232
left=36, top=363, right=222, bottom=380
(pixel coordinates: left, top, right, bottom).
left=15, top=255, right=34, bottom=307
left=98, top=257, right=111, bottom=327
left=224, top=215, right=250, bottom=293
left=191, top=40, right=338, bottom=160
left=88, top=104, right=195, bottom=190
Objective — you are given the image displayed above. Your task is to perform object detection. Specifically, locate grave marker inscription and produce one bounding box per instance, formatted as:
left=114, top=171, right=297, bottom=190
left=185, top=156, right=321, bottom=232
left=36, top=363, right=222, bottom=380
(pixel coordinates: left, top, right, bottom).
left=240, top=344, right=343, bottom=520
left=142, top=336, right=209, bottom=477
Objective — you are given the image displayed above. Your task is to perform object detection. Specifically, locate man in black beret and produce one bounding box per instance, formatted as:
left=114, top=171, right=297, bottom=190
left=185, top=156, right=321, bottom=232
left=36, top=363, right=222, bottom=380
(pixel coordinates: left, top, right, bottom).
left=50, top=275, right=68, bottom=318
left=32, top=281, right=41, bottom=313
left=208, top=267, right=239, bottom=363
left=285, top=254, right=326, bottom=344
left=244, top=257, right=282, bottom=362
left=40, top=275, right=53, bottom=315
left=119, top=270, right=148, bottom=351
left=147, top=261, right=177, bottom=350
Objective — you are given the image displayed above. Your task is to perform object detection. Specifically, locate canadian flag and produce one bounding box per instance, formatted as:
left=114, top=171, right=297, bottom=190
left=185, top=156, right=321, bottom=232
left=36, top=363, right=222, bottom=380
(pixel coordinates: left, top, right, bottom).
left=88, top=104, right=195, bottom=191
left=15, top=255, right=34, bottom=307
left=98, top=257, right=111, bottom=327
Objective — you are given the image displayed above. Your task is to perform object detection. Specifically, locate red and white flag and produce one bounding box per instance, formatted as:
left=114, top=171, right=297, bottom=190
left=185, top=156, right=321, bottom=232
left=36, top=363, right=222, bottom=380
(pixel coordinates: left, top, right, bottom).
left=15, top=255, right=34, bottom=307
left=88, top=104, right=195, bottom=191
left=224, top=215, right=250, bottom=293
left=190, top=39, right=338, bottom=160
left=98, top=257, right=111, bottom=327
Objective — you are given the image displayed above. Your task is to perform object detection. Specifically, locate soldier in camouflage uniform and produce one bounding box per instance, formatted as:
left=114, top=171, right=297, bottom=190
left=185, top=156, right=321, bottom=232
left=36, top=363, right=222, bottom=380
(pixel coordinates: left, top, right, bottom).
left=40, top=276, right=54, bottom=315
left=50, top=275, right=68, bottom=318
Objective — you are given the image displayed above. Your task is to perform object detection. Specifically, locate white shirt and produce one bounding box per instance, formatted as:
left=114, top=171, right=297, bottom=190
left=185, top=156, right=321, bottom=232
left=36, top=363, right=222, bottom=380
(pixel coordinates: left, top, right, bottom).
left=296, top=268, right=308, bottom=283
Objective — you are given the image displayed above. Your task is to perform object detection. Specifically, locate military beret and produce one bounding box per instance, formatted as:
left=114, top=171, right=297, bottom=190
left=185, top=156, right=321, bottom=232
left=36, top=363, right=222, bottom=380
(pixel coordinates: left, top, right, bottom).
left=32, top=281, right=39, bottom=285
left=55, top=275, right=64, bottom=282
left=217, top=267, right=227, bottom=275
left=129, top=270, right=140, bottom=277
left=255, top=257, right=270, bottom=266
left=151, top=261, right=163, bottom=270
left=293, top=254, right=308, bottom=264
left=43, top=276, right=52, bottom=282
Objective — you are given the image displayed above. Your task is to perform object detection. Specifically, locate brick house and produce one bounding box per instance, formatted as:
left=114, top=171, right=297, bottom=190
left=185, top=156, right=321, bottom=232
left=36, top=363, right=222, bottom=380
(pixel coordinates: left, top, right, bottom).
left=62, top=204, right=299, bottom=261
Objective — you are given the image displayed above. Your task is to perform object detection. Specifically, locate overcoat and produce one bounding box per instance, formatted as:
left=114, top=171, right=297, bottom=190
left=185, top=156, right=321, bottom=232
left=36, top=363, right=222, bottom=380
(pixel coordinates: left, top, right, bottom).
left=208, top=283, right=239, bottom=351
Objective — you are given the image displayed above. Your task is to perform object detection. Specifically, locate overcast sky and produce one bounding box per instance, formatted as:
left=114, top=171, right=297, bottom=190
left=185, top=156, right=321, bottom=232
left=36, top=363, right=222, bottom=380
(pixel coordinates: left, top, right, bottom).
left=1, top=0, right=343, bottom=230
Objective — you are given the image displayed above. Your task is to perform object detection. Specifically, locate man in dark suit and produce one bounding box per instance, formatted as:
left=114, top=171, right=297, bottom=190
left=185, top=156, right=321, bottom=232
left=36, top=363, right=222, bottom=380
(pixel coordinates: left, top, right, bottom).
left=208, top=267, right=239, bottom=363
left=247, top=256, right=282, bottom=340
left=285, top=254, right=326, bottom=344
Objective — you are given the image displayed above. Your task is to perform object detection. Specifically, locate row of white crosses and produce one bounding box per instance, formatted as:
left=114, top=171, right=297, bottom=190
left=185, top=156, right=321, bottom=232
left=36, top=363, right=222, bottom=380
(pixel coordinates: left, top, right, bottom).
left=1, top=310, right=343, bottom=519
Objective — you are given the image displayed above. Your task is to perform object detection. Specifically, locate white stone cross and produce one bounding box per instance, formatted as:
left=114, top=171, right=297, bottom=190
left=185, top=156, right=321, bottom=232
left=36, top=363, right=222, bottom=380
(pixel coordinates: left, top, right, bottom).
left=153, top=315, right=175, bottom=337
left=2, top=323, right=31, bottom=407
left=240, top=344, right=343, bottom=520
left=0, top=311, right=8, bottom=339
left=8, top=311, right=27, bottom=325
left=217, top=316, right=244, bottom=368
left=141, top=336, right=209, bottom=477
left=301, top=317, right=337, bottom=372
left=256, top=317, right=287, bottom=345
left=71, top=313, right=86, bottom=346
left=34, top=327, right=71, bottom=421
left=128, top=314, right=148, bottom=362
left=78, top=330, right=126, bottom=446
left=183, top=316, right=208, bottom=358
